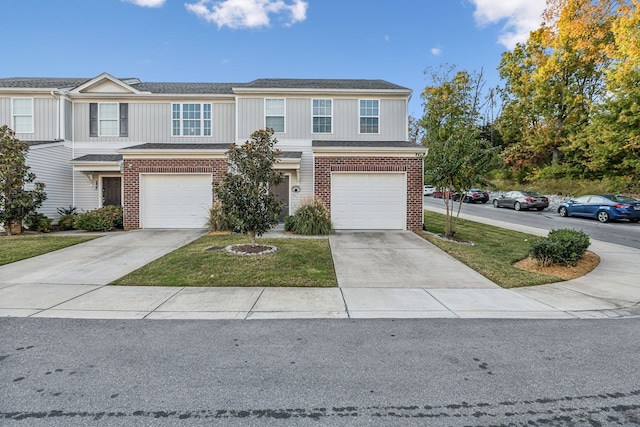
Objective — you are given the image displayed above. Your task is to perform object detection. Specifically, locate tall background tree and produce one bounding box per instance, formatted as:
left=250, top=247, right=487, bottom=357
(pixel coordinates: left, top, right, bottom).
left=420, top=65, right=498, bottom=238
left=214, top=128, right=283, bottom=244
left=497, top=0, right=639, bottom=190
left=0, top=125, right=46, bottom=235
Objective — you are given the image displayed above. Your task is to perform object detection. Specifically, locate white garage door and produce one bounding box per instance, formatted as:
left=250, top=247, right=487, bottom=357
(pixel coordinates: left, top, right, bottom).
left=141, top=174, right=212, bottom=228
left=331, top=173, right=407, bottom=230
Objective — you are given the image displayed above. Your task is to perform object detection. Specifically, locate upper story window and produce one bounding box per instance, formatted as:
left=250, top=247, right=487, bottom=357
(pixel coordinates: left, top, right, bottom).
left=172, top=103, right=212, bottom=137
left=12, top=98, right=33, bottom=133
left=312, top=99, right=332, bottom=133
left=89, top=103, right=128, bottom=137
left=359, top=99, right=379, bottom=134
left=265, top=98, right=285, bottom=133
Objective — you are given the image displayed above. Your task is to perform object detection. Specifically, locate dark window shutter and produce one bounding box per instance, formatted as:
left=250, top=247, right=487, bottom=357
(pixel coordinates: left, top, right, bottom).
left=119, top=103, right=128, bottom=137
left=89, top=103, right=98, bottom=137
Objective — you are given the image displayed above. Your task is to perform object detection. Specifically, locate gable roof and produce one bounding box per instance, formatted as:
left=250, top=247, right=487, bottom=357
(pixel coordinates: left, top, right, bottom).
left=0, top=75, right=410, bottom=96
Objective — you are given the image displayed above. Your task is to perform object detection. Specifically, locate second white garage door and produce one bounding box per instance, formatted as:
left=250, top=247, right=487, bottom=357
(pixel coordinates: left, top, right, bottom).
left=140, top=174, right=212, bottom=228
left=331, top=172, right=407, bottom=230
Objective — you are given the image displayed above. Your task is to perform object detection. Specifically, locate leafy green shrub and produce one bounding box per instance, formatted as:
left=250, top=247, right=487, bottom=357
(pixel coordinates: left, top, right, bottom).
left=289, top=196, right=333, bottom=235
left=25, top=212, right=53, bottom=233
left=529, top=228, right=590, bottom=267
left=207, top=202, right=233, bottom=232
left=56, top=206, right=78, bottom=231
left=283, top=215, right=295, bottom=232
left=75, top=206, right=123, bottom=232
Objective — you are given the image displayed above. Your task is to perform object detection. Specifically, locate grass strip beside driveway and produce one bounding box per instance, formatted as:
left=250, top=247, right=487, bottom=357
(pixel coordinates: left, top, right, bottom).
left=420, top=211, right=560, bottom=288
left=112, top=235, right=337, bottom=287
left=0, top=235, right=97, bottom=266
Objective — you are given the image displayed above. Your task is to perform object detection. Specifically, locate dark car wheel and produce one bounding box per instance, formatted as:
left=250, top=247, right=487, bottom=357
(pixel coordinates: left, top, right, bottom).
left=536, top=207, right=544, bottom=211
left=464, top=196, right=473, bottom=203
left=493, top=200, right=499, bottom=208
left=558, top=206, right=568, bottom=217
left=482, top=200, right=487, bottom=204
left=514, top=202, right=521, bottom=211
left=630, top=218, right=639, bottom=223
left=597, top=211, right=610, bottom=223
left=452, top=194, right=460, bottom=201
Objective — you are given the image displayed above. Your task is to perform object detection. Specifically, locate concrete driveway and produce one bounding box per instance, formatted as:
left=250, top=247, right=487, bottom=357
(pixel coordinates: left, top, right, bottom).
left=0, top=229, right=206, bottom=286
left=329, top=231, right=498, bottom=288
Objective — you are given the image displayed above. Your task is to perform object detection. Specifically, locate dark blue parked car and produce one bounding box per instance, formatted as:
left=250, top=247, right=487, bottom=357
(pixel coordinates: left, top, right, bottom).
left=557, top=194, right=640, bottom=223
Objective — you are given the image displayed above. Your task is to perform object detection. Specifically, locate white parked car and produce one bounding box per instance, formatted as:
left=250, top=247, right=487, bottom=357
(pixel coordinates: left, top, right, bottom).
left=423, top=185, right=436, bottom=196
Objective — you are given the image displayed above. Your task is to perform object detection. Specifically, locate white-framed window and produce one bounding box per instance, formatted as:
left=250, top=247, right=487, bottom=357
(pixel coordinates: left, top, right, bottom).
left=312, top=99, right=332, bottom=133
left=172, top=103, right=212, bottom=136
left=12, top=98, right=34, bottom=133
left=265, top=98, right=285, bottom=133
left=359, top=99, right=379, bottom=134
left=99, top=103, right=119, bottom=136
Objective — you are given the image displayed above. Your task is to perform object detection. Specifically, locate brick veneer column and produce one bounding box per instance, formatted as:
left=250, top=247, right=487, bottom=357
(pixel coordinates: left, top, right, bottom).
left=313, top=156, right=423, bottom=231
left=122, top=158, right=227, bottom=230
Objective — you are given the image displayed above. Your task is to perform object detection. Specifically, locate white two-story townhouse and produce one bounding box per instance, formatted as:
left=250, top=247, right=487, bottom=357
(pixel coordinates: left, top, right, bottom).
left=0, top=73, right=426, bottom=231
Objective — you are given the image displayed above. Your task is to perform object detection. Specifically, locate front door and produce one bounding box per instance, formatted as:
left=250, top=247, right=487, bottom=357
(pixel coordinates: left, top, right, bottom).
left=102, top=177, right=122, bottom=207
left=270, top=176, right=290, bottom=222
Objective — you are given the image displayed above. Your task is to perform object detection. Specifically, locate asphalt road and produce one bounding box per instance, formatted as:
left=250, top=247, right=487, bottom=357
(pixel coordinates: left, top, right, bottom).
left=425, top=196, right=640, bottom=249
left=2, top=317, right=640, bottom=426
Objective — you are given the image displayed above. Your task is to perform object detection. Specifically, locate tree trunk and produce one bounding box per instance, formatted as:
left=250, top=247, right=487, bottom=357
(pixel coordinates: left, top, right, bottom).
left=248, top=230, right=256, bottom=245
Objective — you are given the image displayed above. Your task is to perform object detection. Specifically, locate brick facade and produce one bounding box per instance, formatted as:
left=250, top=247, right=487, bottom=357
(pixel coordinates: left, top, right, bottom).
left=122, top=158, right=227, bottom=230
left=314, top=156, right=424, bottom=231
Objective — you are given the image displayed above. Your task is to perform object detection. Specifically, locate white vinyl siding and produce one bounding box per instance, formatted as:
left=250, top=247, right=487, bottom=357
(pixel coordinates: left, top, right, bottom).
left=172, top=103, right=212, bottom=137
left=12, top=98, right=34, bottom=133
left=312, top=99, right=332, bottom=133
left=359, top=99, right=379, bottom=134
left=331, top=173, right=406, bottom=230
left=26, top=144, right=73, bottom=220
left=265, top=98, right=285, bottom=132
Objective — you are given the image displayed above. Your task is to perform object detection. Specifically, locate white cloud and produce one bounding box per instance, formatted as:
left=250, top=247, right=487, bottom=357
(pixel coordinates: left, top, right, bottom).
left=185, top=0, right=308, bottom=29
left=431, top=47, right=442, bottom=56
left=123, top=0, right=165, bottom=7
left=469, top=0, right=546, bottom=49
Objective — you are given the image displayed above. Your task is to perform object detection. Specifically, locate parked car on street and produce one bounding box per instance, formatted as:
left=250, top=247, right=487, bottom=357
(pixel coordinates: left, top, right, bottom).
left=492, top=190, right=549, bottom=211
left=452, top=189, right=489, bottom=203
left=432, top=188, right=454, bottom=199
left=423, top=185, right=436, bottom=196
left=557, top=194, right=640, bottom=223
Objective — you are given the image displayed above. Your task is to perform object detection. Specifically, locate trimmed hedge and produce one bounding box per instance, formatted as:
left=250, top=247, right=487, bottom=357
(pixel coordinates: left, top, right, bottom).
left=289, top=196, right=333, bottom=235
left=529, top=228, right=590, bottom=267
left=75, top=206, right=123, bottom=232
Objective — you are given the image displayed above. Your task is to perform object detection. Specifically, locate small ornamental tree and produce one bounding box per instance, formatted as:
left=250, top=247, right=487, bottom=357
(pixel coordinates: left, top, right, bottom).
left=0, top=125, right=47, bottom=235
left=214, top=128, right=284, bottom=244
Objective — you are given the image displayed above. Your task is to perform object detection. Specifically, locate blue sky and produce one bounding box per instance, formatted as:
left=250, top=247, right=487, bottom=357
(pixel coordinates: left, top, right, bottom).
left=2, top=0, right=546, bottom=118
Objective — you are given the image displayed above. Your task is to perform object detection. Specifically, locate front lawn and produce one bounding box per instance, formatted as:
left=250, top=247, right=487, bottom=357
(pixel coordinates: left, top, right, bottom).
left=112, top=235, right=337, bottom=287
left=0, top=235, right=97, bottom=266
left=420, top=211, right=560, bottom=288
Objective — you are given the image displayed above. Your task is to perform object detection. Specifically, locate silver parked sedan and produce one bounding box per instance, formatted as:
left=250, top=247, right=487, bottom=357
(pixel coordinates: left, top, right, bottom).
left=492, top=190, right=549, bottom=211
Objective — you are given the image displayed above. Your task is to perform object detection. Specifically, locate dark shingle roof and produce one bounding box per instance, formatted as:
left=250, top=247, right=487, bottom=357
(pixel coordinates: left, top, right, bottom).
left=121, top=143, right=232, bottom=150
left=0, top=78, right=91, bottom=89
left=27, top=140, right=64, bottom=147
left=130, top=82, right=242, bottom=95
left=1, top=77, right=409, bottom=93
left=244, top=79, right=410, bottom=91
left=279, top=151, right=302, bottom=159
left=312, top=140, right=422, bottom=149
left=71, top=154, right=123, bottom=162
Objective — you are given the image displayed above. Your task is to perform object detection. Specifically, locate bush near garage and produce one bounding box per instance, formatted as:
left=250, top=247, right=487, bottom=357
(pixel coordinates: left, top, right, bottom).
left=288, top=196, right=333, bottom=235
left=25, top=212, right=53, bottom=233
left=207, top=202, right=233, bottom=232
left=56, top=206, right=78, bottom=231
left=75, top=206, right=123, bottom=232
left=529, top=228, right=590, bottom=267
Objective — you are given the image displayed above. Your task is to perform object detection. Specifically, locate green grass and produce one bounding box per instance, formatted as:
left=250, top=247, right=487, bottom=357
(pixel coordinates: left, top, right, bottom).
left=0, top=235, right=97, bottom=266
left=420, top=211, right=560, bottom=288
left=112, top=235, right=337, bottom=287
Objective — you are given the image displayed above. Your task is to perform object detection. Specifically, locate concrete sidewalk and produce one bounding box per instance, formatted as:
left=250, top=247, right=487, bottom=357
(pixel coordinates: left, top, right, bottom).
left=1, top=218, right=639, bottom=320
